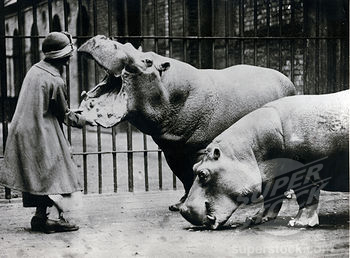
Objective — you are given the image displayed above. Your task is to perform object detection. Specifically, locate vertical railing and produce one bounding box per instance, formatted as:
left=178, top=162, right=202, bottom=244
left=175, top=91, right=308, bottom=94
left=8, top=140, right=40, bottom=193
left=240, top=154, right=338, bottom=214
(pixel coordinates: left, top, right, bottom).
left=315, top=0, right=320, bottom=94
left=290, top=0, right=295, bottom=84
left=167, top=0, right=176, bottom=190
left=239, top=0, right=244, bottom=64
left=278, top=0, right=282, bottom=72
left=16, top=0, right=24, bottom=94
left=266, top=0, right=270, bottom=68
left=48, top=0, right=53, bottom=32
left=224, top=0, right=229, bottom=67
left=140, top=0, right=149, bottom=192
left=77, top=0, right=89, bottom=195
left=183, top=0, right=187, bottom=63
left=63, top=0, right=71, bottom=144
left=197, top=0, right=201, bottom=68
left=0, top=0, right=10, bottom=199
left=253, top=0, right=257, bottom=66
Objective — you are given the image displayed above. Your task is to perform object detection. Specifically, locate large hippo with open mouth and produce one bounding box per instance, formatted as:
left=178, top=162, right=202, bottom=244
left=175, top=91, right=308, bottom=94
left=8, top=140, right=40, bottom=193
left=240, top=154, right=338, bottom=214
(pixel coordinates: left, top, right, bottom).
left=180, top=90, right=349, bottom=229
left=78, top=35, right=296, bottom=210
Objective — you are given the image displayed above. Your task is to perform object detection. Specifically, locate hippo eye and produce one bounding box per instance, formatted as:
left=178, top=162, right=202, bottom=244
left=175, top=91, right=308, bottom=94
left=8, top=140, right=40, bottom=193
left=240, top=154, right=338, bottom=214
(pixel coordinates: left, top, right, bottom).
left=197, top=170, right=210, bottom=182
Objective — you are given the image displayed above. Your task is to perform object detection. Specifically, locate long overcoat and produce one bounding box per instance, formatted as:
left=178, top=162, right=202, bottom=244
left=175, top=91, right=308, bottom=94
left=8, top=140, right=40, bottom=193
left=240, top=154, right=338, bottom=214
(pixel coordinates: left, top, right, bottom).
left=0, top=60, right=85, bottom=195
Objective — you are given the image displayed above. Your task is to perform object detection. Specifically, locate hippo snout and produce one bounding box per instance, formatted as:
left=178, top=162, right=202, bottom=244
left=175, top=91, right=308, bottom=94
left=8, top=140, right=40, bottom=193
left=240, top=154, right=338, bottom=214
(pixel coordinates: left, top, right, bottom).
left=180, top=204, right=207, bottom=226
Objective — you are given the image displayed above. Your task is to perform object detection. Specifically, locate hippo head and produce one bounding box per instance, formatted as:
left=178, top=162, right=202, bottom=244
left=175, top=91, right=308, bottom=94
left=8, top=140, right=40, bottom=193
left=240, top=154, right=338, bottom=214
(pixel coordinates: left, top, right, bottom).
left=78, top=35, right=171, bottom=131
left=180, top=144, right=263, bottom=229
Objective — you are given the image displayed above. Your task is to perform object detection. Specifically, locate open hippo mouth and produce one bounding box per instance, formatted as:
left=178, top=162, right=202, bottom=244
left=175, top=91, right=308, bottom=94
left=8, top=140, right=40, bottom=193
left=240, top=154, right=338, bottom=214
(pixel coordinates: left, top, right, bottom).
left=77, top=35, right=143, bottom=128
left=78, top=74, right=128, bottom=128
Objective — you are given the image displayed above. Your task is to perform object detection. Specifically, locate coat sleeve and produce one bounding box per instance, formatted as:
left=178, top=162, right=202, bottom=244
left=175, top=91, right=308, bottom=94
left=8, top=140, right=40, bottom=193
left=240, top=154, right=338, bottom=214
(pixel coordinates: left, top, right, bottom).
left=50, top=80, right=87, bottom=128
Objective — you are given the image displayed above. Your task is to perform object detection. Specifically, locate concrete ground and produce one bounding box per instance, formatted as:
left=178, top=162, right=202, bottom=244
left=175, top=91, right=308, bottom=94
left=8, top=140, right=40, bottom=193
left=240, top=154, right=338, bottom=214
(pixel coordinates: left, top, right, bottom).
left=0, top=190, right=349, bottom=258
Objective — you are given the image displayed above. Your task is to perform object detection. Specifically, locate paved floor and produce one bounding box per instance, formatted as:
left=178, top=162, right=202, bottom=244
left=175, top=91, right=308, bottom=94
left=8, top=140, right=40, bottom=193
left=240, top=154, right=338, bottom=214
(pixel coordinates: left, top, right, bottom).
left=0, top=190, right=348, bottom=258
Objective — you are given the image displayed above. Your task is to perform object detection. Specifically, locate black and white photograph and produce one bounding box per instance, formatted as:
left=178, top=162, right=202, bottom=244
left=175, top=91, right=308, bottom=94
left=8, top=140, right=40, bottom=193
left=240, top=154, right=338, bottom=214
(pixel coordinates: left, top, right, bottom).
left=0, top=0, right=349, bottom=257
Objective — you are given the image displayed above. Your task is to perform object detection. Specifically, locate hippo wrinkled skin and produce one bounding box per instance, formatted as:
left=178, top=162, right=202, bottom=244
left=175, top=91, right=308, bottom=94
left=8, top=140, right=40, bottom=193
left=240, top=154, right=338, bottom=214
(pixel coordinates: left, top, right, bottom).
left=181, top=90, right=349, bottom=229
left=78, top=35, right=296, bottom=210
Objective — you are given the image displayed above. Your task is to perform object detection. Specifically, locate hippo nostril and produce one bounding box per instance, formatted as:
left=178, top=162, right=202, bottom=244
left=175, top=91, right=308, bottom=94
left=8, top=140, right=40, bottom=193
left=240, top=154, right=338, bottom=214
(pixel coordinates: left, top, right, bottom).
left=143, top=58, right=153, bottom=67
left=89, top=102, right=95, bottom=108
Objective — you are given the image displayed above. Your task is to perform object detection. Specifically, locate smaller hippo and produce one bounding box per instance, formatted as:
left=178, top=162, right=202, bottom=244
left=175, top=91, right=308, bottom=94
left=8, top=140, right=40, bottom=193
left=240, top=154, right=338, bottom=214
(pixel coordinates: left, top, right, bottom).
left=180, top=90, right=349, bottom=229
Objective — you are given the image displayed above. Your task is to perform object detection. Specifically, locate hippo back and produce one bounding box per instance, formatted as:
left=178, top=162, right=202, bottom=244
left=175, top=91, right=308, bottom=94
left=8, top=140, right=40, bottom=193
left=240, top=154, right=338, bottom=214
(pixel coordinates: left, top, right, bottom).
left=155, top=64, right=295, bottom=151
left=264, top=90, right=349, bottom=191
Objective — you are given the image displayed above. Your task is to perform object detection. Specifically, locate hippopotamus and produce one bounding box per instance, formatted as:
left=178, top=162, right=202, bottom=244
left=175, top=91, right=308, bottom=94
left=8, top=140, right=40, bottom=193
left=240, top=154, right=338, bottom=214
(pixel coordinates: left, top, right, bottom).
left=180, top=90, right=349, bottom=228
left=78, top=35, right=296, bottom=210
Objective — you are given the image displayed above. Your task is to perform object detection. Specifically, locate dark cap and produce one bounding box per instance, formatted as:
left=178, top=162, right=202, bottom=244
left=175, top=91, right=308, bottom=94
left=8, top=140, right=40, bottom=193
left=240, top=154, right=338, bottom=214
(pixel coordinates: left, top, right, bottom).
left=42, top=32, right=75, bottom=59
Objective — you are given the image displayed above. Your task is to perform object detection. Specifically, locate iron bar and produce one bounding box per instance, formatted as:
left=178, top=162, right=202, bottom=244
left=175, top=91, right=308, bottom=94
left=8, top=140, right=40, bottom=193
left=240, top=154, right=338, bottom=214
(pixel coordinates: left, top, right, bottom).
left=197, top=0, right=201, bottom=68
left=82, top=126, right=88, bottom=194
left=211, top=0, right=215, bottom=68
left=123, top=0, right=129, bottom=39
left=127, top=124, right=134, bottom=192
left=63, top=0, right=71, bottom=144
left=112, top=126, right=118, bottom=192
left=143, top=133, right=149, bottom=191
left=224, top=0, right=229, bottom=67
left=92, top=0, right=102, bottom=194
left=153, top=0, right=158, bottom=52
left=97, top=126, right=102, bottom=193
left=0, top=0, right=10, bottom=199
left=290, top=0, right=295, bottom=83
left=168, top=0, right=176, bottom=190
left=239, top=0, right=244, bottom=64
left=158, top=148, right=162, bottom=190
left=16, top=0, right=24, bottom=96
left=266, top=0, right=270, bottom=67
left=253, top=0, right=257, bottom=66
left=278, top=0, right=282, bottom=72
left=315, top=0, right=320, bottom=94
left=108, top=0, right=112, bottom=37
left=168, top=0, right=173, bottom=58
left=48, top=0, right=52, bottom=32
left=183, top=0, right=187, bottom=62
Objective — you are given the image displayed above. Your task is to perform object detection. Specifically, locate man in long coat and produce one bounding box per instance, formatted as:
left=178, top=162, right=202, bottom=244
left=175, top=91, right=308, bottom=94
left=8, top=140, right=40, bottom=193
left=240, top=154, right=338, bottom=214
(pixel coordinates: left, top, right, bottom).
left=0, top=32, right=95, bottom=233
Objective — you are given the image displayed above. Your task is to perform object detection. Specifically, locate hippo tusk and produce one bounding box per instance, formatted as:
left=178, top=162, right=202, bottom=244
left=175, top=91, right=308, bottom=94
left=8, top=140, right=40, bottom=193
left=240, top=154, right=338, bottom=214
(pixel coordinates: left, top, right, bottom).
left=206, top=215, right=220, bottom=230
left=81, top=90, right=87, bottom=100
left=207, top=214, right=216, bottom=222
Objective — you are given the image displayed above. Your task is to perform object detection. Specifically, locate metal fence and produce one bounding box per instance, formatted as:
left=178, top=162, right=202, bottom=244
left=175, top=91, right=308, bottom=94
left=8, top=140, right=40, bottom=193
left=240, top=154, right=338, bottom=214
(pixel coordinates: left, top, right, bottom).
left=0, top=0, right=348, bottom=199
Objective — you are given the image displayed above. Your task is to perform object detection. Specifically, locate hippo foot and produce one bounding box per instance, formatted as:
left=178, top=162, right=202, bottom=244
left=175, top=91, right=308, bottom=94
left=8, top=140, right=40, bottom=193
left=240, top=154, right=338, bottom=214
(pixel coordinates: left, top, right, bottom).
left=169, top=193, right=188, bottom=212
left=245, top=215, right=276, bottom=226
left=288, top=206, right=319, bottom=227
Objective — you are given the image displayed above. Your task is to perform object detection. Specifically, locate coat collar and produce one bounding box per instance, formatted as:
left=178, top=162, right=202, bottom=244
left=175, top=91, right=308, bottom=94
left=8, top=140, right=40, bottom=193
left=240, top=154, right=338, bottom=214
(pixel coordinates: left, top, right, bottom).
left=35, top=60, right=61, bottom=77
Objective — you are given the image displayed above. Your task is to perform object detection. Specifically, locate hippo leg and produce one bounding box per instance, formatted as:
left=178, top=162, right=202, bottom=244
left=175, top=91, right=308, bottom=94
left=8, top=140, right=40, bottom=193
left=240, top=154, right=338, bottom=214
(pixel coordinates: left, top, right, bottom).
left=168, top=168, right=194, bottom=211
left=163, top=151, right=195, bottom=211
left=288, top=188, right=320, bottom=227
left=245, top=180, right=286, bottom=225
left=246, top=196, right=284, bottom=225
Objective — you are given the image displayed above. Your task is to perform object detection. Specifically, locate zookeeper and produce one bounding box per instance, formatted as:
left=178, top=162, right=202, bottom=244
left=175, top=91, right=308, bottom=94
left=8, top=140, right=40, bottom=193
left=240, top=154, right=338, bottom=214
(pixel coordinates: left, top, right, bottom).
left=0, top=31, right=96, bottom=233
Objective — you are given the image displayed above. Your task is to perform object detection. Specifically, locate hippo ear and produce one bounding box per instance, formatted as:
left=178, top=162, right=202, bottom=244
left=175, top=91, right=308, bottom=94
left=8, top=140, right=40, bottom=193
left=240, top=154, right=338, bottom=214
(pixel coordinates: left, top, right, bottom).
left=159, top=61, right=170, bottom=71
left=212, top=148, right=221, bottom=160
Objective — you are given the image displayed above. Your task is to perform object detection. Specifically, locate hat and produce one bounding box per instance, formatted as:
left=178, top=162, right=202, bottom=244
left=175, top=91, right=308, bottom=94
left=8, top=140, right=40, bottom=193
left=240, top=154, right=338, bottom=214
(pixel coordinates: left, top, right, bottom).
left=42, top=31, right=75, bottom=59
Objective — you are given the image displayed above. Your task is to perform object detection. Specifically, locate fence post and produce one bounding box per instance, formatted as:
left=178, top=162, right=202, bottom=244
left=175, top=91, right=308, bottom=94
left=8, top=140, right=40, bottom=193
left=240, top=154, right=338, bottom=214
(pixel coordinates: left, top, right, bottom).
left=0, top=0, right=10, bottom=199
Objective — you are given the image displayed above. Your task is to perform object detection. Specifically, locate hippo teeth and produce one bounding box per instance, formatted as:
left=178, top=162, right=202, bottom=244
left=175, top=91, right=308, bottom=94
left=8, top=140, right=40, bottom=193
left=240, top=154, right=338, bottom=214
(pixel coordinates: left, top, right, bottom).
left=207, top=215, right=216, bottom=223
